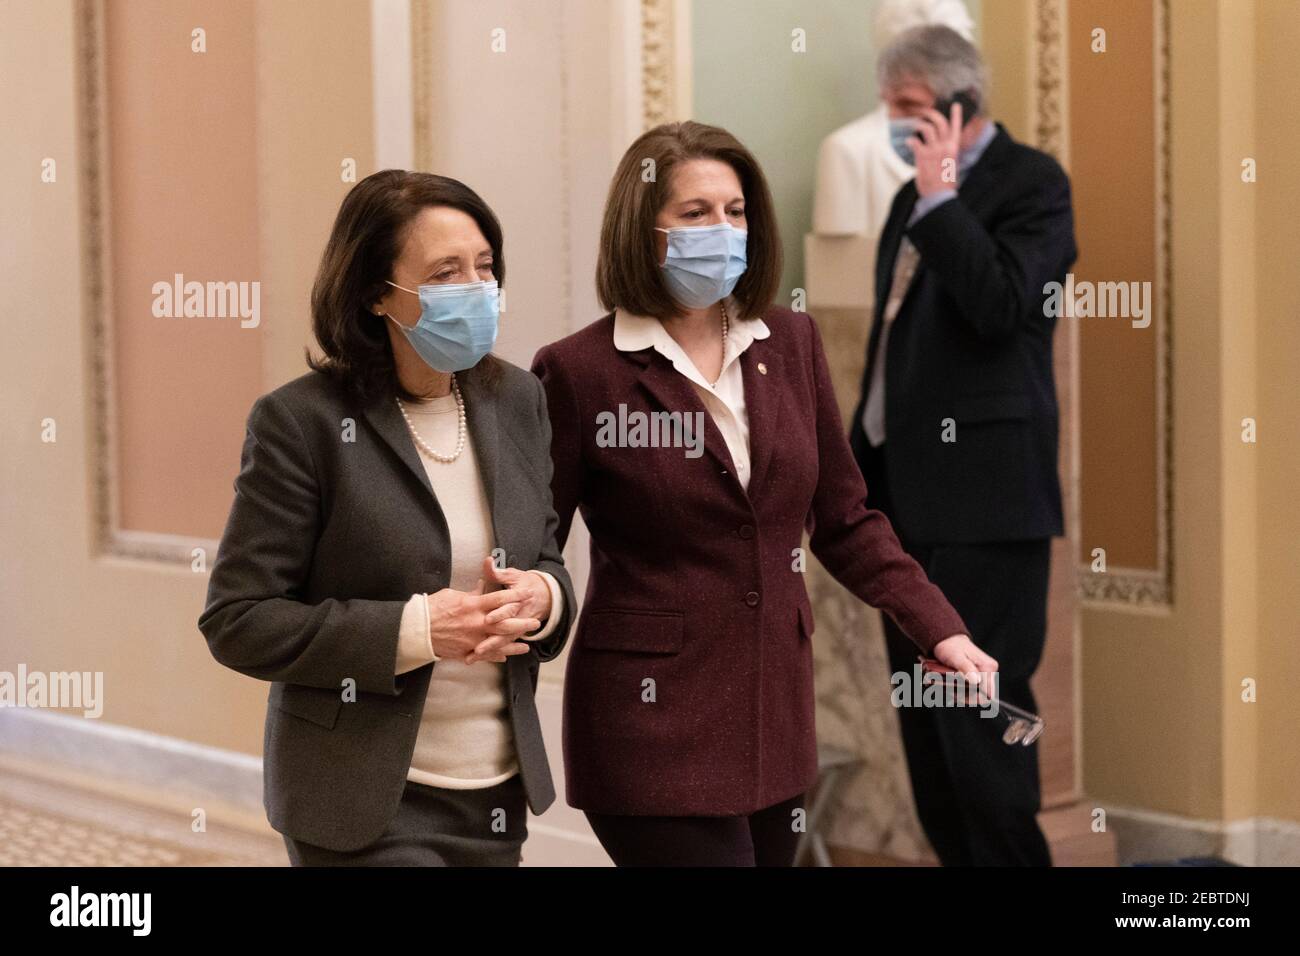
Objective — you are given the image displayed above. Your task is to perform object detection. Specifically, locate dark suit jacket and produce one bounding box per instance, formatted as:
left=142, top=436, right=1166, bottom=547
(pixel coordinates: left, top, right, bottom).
left=198, top=363, right=575, bottom=853
left=531, top=308, right=967, bottom=817
left=849, top=122, right=1078, bottom=545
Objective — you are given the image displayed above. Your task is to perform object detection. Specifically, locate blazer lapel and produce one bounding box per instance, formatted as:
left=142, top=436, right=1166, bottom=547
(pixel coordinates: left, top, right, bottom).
left=627, top=349, right=743, bottom=490
left=361, top=381, right=502, bottom=554
left=953, top=122, right=1013, bottom=209
left=740, top=343, right=784, bottom=497
left=361, top=391, right=437, bottom=505
left=457, top=371, right=508, bottom=560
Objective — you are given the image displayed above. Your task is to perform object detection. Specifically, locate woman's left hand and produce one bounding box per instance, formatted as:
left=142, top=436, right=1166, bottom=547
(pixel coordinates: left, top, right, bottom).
left=931, top=633, right=999, bottom=689
left=468, top=555, right=553, bottom=664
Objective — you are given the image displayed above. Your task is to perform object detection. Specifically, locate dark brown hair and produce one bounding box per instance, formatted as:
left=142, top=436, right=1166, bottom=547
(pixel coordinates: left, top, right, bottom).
left=595, top=121, right=782, bottom=320
left=307, top=170, right=503, bottom=403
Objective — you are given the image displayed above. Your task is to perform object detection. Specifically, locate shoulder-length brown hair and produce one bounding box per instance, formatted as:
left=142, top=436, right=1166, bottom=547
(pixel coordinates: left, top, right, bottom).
left=596, top=121, right=782, bottom=321
left=307, top=170, right=503, bottom=404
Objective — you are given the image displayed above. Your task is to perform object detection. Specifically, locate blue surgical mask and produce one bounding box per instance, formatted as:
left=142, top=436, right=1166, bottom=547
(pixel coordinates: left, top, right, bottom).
left=384, top=278, right=499, bottom=372
left=654, top=222, right=747, bottom=309
left=888, top=117, right=920, bottom=166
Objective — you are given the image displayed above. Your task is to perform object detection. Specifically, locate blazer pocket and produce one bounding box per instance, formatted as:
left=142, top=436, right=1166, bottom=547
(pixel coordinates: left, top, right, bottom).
left=277, top=684, right=344, bottom=729
left=579, top=609, right=684, bottom=655
left=952, top=392, right=1031, bottom=424
left=797, top=601, right=816, bottom=640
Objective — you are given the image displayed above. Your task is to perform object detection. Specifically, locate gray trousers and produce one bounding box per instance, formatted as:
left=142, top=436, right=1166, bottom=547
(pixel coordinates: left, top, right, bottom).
left=282, top=773, right=528, bottom=866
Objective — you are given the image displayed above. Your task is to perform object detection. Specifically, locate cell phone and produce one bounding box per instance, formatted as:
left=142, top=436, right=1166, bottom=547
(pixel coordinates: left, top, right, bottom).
left=932, top=89, right=980, bottom=124
left=918, top=656, right=1046, bottom=745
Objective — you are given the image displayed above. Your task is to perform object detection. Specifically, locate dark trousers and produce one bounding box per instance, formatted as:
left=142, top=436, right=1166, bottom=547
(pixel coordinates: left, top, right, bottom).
left=282, top=773, right=528, bottom=866
left=584, top=791, right=806, bottom=866
left=861, top=443, right=1053, bottom=866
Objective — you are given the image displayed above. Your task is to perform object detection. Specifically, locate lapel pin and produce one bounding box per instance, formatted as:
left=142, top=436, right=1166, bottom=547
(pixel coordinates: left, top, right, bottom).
left=757, top=362, right=768, bottom=375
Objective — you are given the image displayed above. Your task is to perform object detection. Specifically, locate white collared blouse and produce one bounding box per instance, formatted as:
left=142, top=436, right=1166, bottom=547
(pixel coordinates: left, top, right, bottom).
left=611, top=297, right=770, bottom=491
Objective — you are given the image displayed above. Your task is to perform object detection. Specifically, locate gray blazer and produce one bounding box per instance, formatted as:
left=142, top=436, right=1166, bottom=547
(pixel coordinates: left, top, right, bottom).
left=198, top=361, right=575, bottom=853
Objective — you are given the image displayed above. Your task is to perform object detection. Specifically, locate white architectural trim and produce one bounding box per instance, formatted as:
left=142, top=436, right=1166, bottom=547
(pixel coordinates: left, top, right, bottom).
left=640, top=0, right=692, bottom=129
left=371, top=0, right=415, bottom=171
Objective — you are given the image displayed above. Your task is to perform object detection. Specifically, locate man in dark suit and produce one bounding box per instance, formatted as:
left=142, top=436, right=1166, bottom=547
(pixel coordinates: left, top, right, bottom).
left=848, top=25, right=1078, bottom=866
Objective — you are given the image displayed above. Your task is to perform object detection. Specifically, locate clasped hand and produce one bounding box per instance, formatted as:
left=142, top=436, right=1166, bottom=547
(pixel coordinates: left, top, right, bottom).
left=426, top=555, right=553, bottom=665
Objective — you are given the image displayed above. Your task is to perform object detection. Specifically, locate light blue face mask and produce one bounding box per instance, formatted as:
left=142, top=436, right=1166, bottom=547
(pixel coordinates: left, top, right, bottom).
left=888, top=117, right=921, bottom=166
left=384, top=278, right=499, bottom=373
left=654, top=221, right=747, bottom=309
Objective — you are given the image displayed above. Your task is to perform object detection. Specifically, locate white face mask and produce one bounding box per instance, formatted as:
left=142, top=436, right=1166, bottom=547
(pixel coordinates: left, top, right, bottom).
left=654, top=222, right=748, bottom=309
left=888, top=117, right=921, bottom=166
left=383, top=279, right=499, bottom=372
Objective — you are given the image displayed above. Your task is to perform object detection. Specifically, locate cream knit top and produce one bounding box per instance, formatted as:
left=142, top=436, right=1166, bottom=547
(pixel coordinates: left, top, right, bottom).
left=392, top=390, right=562, bottom=789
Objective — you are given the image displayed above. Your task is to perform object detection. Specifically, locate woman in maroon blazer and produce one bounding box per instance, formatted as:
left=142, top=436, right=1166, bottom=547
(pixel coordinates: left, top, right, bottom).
left=531, top=120, right=996, bottom=866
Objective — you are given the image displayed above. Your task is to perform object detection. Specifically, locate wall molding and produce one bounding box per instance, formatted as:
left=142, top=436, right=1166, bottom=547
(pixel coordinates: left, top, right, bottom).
left=74, top=0, right=219, bottom=567
left=371, top=0, right=415, bottom=170
left=1032, top=0, right=1069, bottom=163
left=1032, top=0, right=1176, bottom=610
left=410, top=0, right=434, bottom=172
left=639, top=0, right=691, bottom=129
left=1081, top=565, right=1172, bottom=609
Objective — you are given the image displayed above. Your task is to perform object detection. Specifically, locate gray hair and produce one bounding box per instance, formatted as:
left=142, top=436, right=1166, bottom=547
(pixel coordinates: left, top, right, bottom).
left=877, top=24, right=989, bottom=115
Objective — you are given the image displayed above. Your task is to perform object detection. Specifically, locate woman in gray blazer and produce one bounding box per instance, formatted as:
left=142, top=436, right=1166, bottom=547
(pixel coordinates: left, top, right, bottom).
left=198, top=171, right=575, bottom=866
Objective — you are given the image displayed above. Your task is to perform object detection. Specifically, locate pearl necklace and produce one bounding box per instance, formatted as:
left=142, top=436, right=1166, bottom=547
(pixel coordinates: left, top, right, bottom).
left=395, top=375, right=466, bottom=463
left=709, top=299, right=731, bottom=388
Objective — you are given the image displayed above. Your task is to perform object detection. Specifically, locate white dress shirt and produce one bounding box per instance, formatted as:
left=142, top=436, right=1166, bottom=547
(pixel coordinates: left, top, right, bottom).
left=612, top=296, right=770, bottom=490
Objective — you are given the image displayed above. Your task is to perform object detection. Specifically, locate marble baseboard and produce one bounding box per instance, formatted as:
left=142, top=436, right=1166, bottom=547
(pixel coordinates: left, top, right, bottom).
left=0, top=708, right=264, bottom=820
left=1105, top=804, right=1300, bottom=867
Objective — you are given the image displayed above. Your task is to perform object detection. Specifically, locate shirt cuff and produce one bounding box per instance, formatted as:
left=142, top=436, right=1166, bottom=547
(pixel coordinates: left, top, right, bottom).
left=396, top=592, right=440, bottom=674
left=908, top=188, right=957, bottom=226
left=520, top=571, right=565, bottom=643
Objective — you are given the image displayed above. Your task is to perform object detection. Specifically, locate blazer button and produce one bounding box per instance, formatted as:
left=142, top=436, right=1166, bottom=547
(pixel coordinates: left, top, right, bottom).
left=745, top=591, right=760, bottom=607
left=738, top=524, right=755, bottom=540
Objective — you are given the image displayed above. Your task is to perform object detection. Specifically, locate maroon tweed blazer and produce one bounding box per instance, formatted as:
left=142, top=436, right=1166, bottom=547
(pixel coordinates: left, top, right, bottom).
left=531, top=306, right=968, bottom=816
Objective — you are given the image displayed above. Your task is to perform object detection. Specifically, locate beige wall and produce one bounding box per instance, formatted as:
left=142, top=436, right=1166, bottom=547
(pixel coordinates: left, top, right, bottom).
left=3, top=0, right=1295, bottom=861
left=0, top=0, right=376, bottom=758
left=1070, top=0, right=1160, bottom=570
left=1077, top=0, right=1298, bottom=831
left=1250, top=0, right=1299, bottom=824
left=975, top=0, right=1299, bottom=845
left=979, top=0, right=1034, bottom=138
left=1, top=0, right=631, bottom=865
left=107, top=0, right=264, bottom=540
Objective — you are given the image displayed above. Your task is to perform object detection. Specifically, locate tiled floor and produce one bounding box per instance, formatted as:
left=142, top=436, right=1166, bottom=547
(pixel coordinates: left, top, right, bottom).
left=0, top=758, right=286, bottom=867
left=0, top=755, right=1117, bottom=867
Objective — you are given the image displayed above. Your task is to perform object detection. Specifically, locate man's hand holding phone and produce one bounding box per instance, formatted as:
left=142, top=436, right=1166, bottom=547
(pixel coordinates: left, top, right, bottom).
left=911, top=98, right=965, bottom=198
